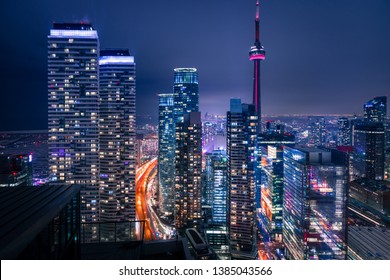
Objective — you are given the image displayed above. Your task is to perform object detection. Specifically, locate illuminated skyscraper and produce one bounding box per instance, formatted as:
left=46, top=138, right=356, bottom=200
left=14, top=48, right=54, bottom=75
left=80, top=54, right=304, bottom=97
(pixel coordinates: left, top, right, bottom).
left=175, top=112, right=202, bottom=231
left=227, top=98, right=258, bottom=259
left=99, top=50, right=136, bottom=228
left=283, top=147, right=348, bottom=260
left=363, top=96, right=389, bottom=179
left=173, top=68, right=199, bottom=123
left=249, top=0, right=265, bottom=128
left=205, top=149, right=227, bottom=225
left=337, top=117, right=351, bottom=146
left=48, top=23, right=100, bottom=223
left=364, top=96, right=387, bottom=123
left=158, top=93, right=175, bottom=217
left=352, top=122, right=385, bottom=180
left=307, top=116, right=326, bottom=147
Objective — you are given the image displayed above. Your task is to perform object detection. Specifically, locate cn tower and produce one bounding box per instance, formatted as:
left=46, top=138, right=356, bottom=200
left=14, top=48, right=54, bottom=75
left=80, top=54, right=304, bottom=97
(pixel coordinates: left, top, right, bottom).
left=249, top=0, right=265, bottom=130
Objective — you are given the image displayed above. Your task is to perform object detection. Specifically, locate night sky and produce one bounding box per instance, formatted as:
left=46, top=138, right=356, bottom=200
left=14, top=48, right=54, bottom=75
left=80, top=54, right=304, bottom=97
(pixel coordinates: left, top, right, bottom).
left=1, top=0, right=389, bottom=131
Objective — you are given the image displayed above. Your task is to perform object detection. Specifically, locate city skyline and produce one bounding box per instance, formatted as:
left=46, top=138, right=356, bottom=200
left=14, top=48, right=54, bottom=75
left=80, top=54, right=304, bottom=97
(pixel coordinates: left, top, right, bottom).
left=1, top=0, right=390, bottom=131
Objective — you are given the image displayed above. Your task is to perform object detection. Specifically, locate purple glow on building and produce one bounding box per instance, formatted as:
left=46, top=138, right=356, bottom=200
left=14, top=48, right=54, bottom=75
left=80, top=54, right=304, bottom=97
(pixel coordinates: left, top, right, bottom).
left=250, top=54, right=265, bottom=61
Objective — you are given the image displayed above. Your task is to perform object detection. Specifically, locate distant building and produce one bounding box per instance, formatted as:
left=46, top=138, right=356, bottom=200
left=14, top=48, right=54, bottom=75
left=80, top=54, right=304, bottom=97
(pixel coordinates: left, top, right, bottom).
left=99, top=49, right=137, bottom=234
left=348, top=226, right=390, bottom=260
left=0, top=154, right=32, bottom=187
left=226, top=98, right=257, bottom=260
left=283, top=147, right=348, bottom=260
left=352, top=122, right=385, bottom=180
left=175, top=112, right=202, bottom=232
left=337, top=117, right=351, bottom=146
left=363, top=96, right=389, bottom=179
left=0, top=185, right=81, bottom=259
left=258, top=133, right=295, bottom=147
left=364, top=96, right=387, bottom=124
left=307, top=116, right=326, bottom=147
left=48, top=23, right=100, bottom=223
left=158, top=93, right=175, bottom=217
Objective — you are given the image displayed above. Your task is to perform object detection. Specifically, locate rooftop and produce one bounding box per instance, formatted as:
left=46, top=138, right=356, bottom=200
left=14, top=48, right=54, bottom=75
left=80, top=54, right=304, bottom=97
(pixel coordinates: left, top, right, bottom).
left=0, top=185, right=81, bottom=259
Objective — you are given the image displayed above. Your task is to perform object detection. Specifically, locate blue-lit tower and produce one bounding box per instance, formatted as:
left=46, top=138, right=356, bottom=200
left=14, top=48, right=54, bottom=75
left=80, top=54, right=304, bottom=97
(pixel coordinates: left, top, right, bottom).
left=158, top=93, right=176, bottom=217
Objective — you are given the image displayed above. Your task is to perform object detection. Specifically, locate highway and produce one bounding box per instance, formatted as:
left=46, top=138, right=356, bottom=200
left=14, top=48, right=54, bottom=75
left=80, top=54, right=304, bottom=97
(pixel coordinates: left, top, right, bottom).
left=136, top=158, right=157, bottom=241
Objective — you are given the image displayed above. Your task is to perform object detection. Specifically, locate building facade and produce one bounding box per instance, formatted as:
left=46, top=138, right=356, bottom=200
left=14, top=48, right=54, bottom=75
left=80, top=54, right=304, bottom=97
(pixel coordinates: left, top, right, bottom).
left=337, top=117, right=351, bottom=146
left=175, top=112, right=202, bottom=232
left=307, top=116, right=326, bottom=147
left=158, top=93, right=176, bottom=217
left=173, top=68, right=199, bottom=123
left=226, top=99, right=258, bottom=259
left=99, top=50, right=136, bottom=231
left=352, top=122, right=385, bottom=180
left=204, top=149, right=227, bottom=225
left=259, top=145, right=284, bottom=242
left=283, top=147, right=348, bottom=260
left=48, top=23, right=100, bottom=223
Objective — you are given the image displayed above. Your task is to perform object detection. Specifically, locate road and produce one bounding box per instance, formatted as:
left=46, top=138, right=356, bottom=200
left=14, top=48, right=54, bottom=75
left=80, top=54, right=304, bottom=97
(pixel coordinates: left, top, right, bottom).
left=136, top=158, right=157, bottom=241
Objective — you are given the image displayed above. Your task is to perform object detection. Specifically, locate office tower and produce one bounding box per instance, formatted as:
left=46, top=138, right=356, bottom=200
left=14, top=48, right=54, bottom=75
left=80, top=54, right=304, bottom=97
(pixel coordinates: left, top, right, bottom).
left=158, top=93, right=175, bottom=217
left=249, top=0, right=265, bottom=128
left=48, top=23, right=100, bottom=223
left=283, top=147, right=348, bottom=260
left=227, top=99, right=258, bottom=260
left=99, top=50, right=136, bottom=229
left=337, top=117, right=351, bottom=146
left=0, top=154, right=33, bottom=187
left=259, top=146, right=284, bottom=242
left=364, top=96, right=387, bottom=123
left=363, top=96, right=389, bottom=179
left=175, top=112, right=202, bottom=231
left=352, top=122, right=385, bottom=180
left=205, top=149, right=227, bottom=225
left=173, top=68, right=199, bottom=123
left=307, top=116, right=326, bottom=147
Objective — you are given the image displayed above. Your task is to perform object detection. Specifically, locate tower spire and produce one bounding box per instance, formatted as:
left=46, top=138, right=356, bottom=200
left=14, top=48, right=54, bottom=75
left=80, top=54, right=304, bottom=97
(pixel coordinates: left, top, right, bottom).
left=249, top=0, right=265, bottom=128
left=256, top=0, right=260, bottom=42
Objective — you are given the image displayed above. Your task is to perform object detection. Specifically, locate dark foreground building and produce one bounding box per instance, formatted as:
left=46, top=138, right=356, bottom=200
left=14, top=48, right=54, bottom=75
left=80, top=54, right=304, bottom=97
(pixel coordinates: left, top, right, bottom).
left=0, top=185, right=81, bottom=259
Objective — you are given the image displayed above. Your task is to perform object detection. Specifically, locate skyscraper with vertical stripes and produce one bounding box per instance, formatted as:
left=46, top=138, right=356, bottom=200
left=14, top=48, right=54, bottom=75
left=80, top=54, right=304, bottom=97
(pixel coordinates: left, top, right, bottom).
left=48, top=23, right=100, bottom=223
left=99, top=50, right=136, bottom=231
left=227, top=98, right=258, bottom=259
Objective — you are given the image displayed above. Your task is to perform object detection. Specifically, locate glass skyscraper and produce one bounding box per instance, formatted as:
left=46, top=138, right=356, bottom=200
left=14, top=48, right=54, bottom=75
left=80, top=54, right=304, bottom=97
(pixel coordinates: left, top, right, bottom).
left=173, top=68, right=198, bottom=123
left=205, top=149, right=227, bottom=225
left=48, top=23, right=100, bottom=223
left=99, top=50, right=136, bottom=231
left=283, top=147, right=348, bottom=260
left=226, top=98, right=258, bottom=260
left=363, top=96, right=389, bottom=179
left=158, top=93, right=175, bottom=217
left=352, top=122, right=385, bottom=180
